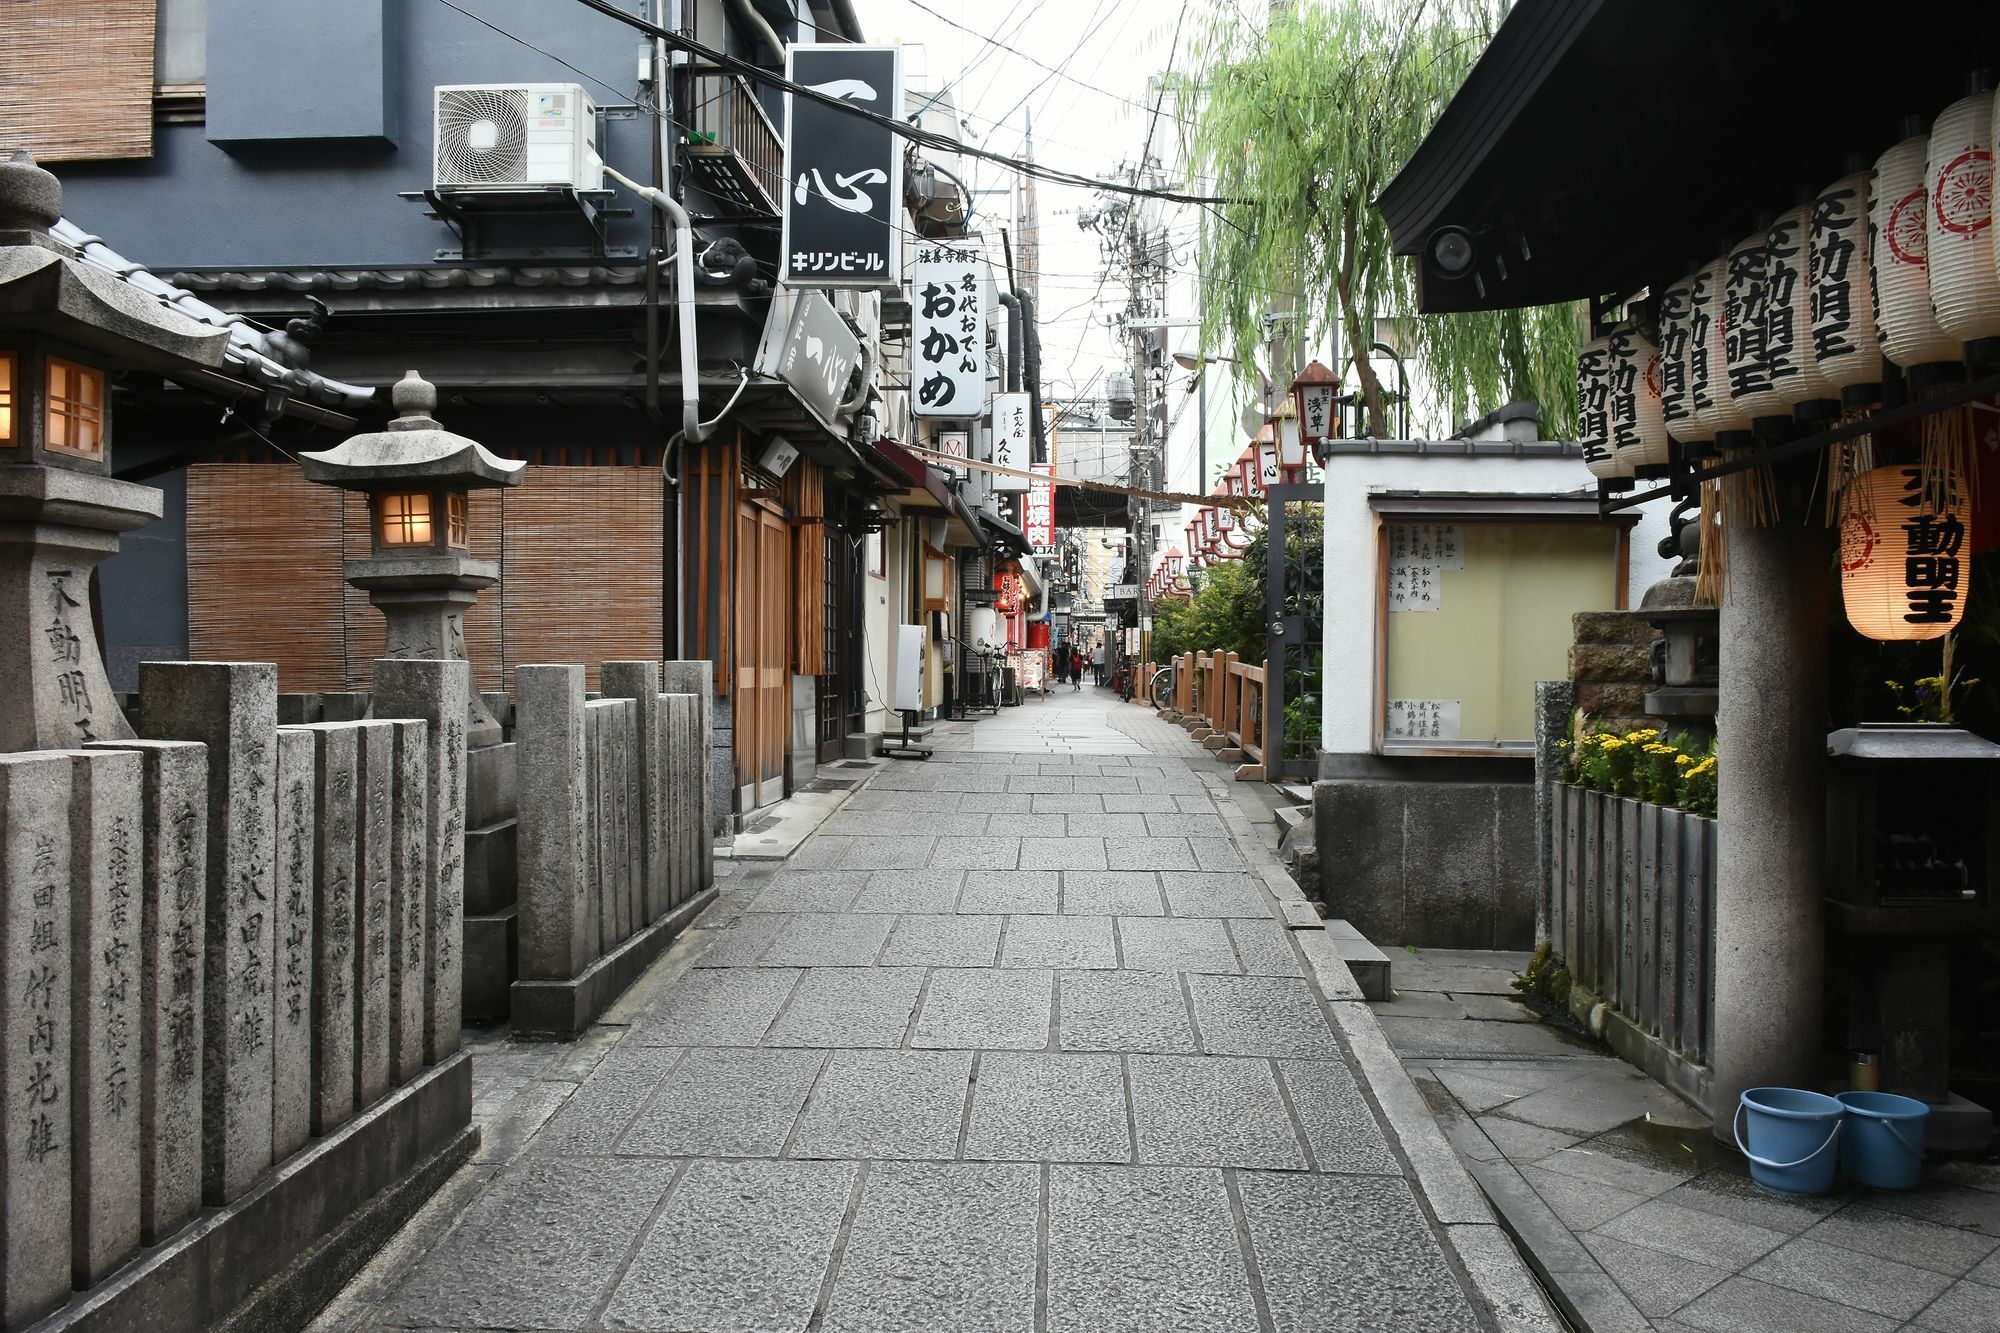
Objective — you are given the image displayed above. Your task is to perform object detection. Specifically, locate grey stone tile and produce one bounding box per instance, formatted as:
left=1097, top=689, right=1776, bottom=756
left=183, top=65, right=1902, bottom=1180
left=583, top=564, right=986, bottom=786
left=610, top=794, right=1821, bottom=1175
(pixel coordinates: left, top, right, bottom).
left=1101, top=794, right=1160, bottom=813
left=1063, top=871, right=1164, bottom=915
left=1519, top=1164, right=1652, bottom=1230
left=1104, top=836, right=1198, bottom=870
left=1804, top=1203, right=2000, bottom=1276
left=690, top=913, right=788, bottom=967
left=1432, top=1062, right=1585, bottom=1114
left=879, top=913, right=1002, bottom=967
left=929, top=836, right=1023, bottom=870
left=845, top=789, right=961, bottom=813
left=1580, top=1232, right=1731, bottom=1320
left=1092, top=774, right=1144, bottom=793
left=1278, top=1058, right=1400, bottom=1175
left=617, top=1047, right=823, bottom=1156
left=1228, top=919, right=1305, bottom=977
left=790, top=1049, right=974, bottom=1160
left=1915, top=1279, right=2000, bottom=1332
left=1672, top=1275, right=1897, bottom=1333
left=534, top=1043, right=683, bottom=1154
left=744, top=870, right=864, bottom=913
left=1147, top=812, right=1226, bottom=838
left=1063, top=813, right=1149, bottom=837
left=838, top=835, right=937, bottom=870
left=789, top=834, right=853, bottom=868
left=1046, top=1165, right=1259, bottom=1332
left=914, top=968, right=1054, bottom=1051
left=1188, top=975, right=1341, bottom=1057
left=981, top=792, right=1033, bottom=814
left=1030, top=795, right=1105, bottom=814
left=1456, top=992, right=1538, bottom=1022
left=632, top=966, right=800, bottom=1046
left=1001, top=914, right=1119, bottom=969
left=1019, top=836, right=1109, bottom=871
left=1117, top=917, right=1240, bottom=974
left=764, top=967, right=927, bottom=1048
left=821, top=809, right=981, bottom=837
left=384, top=1155, right=677, bottom=1329
left=934, top=770, right=1011, bottom=793
left=1442, top=1222, right=1568, bottom=1333
left=850, top=868, right=964, bottom=914
left=1189, top=838, right=1248, bottom=872
left=1129, top=1055, right=1306, bottom=1169
left=1474, top=1115, right=1579, bottom=1164
left=1007, top=774, right=1073, bottom=793
left=1375, top=1014, right=1595, bottom=1060
left=761, top=913, right=894, bottom=967
left=1238, top=1171, right=1481, bottom=1332
left=1865, top=1178, right=2000, bottom=1233
left=1745, top=1235, right=1951, bottom=1320
left=821, top=1162, right=1040, bottom=1333
left=1594, top=1197, right=1791, bottom=1270
left=1486, top=1064, right=1690, bottom=1134
left=1534, top=1143, right=1698, bottom=1200
left=1162, top=871, right=1273, bottom=919
left=1059, top=971, right=1196, bottom=1053
left=959, top=869, right=1059, bottom=914
left=602, top=1159, right=857, bottom=1333
left=965, top=1052, right=1129, bottom=1162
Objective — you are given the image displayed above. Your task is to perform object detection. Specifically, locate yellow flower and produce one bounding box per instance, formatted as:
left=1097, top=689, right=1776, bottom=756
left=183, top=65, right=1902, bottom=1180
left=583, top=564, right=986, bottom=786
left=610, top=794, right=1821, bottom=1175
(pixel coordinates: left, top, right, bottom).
left=1627, top=728, right=1660, bottom=742
left=1675, top=754, right=1695, bottom=767
left=1643, top=743, right=1675, bottom=755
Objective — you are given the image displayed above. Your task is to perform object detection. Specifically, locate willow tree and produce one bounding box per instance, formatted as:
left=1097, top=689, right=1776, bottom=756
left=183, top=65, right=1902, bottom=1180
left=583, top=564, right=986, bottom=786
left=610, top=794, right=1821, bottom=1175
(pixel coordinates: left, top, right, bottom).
left=1183, top=1, right=1580, bottom=439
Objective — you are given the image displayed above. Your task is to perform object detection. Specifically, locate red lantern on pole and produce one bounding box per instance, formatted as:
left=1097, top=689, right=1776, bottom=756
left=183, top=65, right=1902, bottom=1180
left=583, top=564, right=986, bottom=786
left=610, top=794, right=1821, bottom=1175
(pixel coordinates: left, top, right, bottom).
left=1291, top=359, right=1339, bottom=451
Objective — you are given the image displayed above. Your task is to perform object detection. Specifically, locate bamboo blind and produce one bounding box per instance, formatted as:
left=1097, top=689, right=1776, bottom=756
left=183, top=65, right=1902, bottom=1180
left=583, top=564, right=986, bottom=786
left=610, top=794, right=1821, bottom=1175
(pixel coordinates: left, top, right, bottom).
left=188, top=466, right=663, bottom=695
left=791, top=460, right=826, bottom=676
left=0, top=5, right=156, bottom=162
left=187, top=465, right=349, bottom=690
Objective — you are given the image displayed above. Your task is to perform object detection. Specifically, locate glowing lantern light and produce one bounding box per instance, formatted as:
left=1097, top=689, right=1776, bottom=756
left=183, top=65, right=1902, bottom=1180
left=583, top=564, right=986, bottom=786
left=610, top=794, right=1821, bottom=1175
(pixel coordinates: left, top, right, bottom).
left=1658, top=270, right=1715, bottom=451
left=1927, top=81, right=2000, bottom=364
left=1810, top=170, right=1885, bottom=403
left=1607, top=323, right=1669, bottom=469
left=1871, top=125, right=1963, bottom=377
left=1765, top=204, right=1837, bottom=415
left=1840, top=463, right=1971, bottom=641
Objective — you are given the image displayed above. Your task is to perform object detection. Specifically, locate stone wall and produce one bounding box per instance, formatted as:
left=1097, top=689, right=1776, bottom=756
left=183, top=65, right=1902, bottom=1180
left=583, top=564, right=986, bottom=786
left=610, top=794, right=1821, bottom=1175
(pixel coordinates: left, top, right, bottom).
left=511, top=660, right=718, bottom=1037
left=1, top=660, right=472, bottom=1332
left=1568, top=610, right=1660, bottom=732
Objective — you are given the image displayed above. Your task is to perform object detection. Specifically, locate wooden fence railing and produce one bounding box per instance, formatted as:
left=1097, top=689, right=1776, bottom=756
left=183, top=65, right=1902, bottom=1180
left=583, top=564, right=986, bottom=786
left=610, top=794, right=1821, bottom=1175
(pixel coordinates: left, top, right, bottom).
left=1159, top=651, right=1266, bottom=781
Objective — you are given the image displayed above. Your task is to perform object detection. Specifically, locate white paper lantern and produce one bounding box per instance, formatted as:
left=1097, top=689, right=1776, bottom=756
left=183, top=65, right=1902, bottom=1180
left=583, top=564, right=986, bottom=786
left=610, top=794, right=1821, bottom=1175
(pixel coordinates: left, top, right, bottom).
left=1929, top=89, right=2000, bottom=347
left=1721, top=228, right=1787, bottom=420
left=1840, top=463, right=1971, bottom=641
left=1871, top=130, right=1962, bottom=371
left=1577, top=333, right=1628, bottom=479
left=1765, top=205, right=1835, bottom=408
left=1810, top=170, right=1885, bottom=395
left=1693, top=255, right=1753, bottom=436
left=1608, top=323, right=1670, bottom=468
left=1658, top=271, right=1715, bottom=448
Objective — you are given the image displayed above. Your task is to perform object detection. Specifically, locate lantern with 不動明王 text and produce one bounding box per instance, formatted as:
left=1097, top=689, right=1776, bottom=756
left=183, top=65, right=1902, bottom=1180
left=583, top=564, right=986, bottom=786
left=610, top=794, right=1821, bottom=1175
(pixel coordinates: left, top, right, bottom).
left=1810, top=169, right=1886, bottom=403
left=1871, top=123, right=1964, bottom=380
left=1765, top=204, right=1838, bottom=416
left=1927, top=79, right=2000, bottom=367
left=1694, top=254, right=1753, bottom=442
left=1839, top=464, right=1972, bottom=642
left=1576, top=332, right=1625, bottom=480
left=1721, top=227, right=1788, bottom=427
left=1658, top=269, right=1716, bottom=452
left=1607, top=322, right=1669, bottom=469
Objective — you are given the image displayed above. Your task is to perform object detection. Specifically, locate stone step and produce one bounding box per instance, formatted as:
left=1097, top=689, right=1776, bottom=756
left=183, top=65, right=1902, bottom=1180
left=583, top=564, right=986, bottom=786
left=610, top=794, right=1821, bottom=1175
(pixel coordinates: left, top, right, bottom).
left=462, top=906, right=517, bottom=1024
left=1325, top=920, right=1391, bottom=1000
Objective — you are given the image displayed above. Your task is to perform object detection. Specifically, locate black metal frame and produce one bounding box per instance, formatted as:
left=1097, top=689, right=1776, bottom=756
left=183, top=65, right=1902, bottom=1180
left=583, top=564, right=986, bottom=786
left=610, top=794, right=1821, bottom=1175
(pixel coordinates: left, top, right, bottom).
left=1263, top=482, right=1325, bottom=781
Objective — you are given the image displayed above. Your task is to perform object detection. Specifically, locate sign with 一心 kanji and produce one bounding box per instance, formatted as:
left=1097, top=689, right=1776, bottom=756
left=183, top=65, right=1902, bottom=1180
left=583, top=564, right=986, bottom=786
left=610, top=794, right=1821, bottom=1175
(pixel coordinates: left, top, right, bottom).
left=912, top=241, right=987, bottom=418
left=780, top=45, right=902, bottom=289
left=991, top=392, right=1031, bottom=491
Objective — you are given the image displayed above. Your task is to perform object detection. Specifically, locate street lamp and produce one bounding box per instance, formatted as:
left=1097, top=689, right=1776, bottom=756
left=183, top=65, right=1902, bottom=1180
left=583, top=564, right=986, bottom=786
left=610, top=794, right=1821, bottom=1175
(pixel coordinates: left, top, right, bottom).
left=1172, top=349, right=1236, bottom=498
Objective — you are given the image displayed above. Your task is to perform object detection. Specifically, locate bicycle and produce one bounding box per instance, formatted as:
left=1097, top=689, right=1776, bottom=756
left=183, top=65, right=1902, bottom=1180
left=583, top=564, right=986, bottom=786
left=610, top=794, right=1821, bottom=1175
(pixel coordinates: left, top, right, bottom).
left=1147, top=664, right=1175, bottom=711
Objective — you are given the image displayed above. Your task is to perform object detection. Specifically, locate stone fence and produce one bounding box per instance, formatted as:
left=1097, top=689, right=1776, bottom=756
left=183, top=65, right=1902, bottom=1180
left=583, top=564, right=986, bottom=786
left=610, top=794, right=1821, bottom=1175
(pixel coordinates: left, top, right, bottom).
left=510, top=660, right=717, bottom=1038
left=2, top=660, right=476, bottom=1333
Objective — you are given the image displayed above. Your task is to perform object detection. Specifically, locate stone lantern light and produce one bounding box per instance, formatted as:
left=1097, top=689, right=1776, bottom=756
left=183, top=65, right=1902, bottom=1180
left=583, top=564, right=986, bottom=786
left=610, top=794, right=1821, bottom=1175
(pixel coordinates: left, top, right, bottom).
left=0, top=151, right=232, bottom=751
left=299, top=370, right=523, bottom=747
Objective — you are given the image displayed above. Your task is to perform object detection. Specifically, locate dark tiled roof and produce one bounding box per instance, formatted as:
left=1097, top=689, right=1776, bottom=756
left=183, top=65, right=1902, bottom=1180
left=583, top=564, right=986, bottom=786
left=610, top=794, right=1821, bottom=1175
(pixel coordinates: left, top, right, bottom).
left=164, top=265, right=645, bottom=293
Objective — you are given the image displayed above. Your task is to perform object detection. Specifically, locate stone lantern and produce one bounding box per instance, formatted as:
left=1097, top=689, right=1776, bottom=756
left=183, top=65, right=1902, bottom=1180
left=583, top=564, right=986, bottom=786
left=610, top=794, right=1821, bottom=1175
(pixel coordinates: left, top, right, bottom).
left=299, top=370, right=522, bottom=747
left=0, top=151, right=232, bottom=751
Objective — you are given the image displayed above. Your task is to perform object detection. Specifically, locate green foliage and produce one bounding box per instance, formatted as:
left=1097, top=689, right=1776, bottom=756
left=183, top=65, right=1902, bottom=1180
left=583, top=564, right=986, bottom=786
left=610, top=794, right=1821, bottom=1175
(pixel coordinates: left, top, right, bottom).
left=1567, top=723, right=1718, bottom=820
left=1150, top=557, right=1262, bottom=664
left=1180, top=2, right=1582, bottom=438
left=1513, top=942, right=1573, bottom=1010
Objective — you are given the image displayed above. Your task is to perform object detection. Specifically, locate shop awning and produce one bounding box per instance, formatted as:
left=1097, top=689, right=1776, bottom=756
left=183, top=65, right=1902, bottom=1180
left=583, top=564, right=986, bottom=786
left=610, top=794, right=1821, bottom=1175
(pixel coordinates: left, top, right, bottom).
left=871, top=436, right=984, bottom=546
left=1380, top=0, right=2000, bottom=313
left=978, top=507, right=1032, bottom=559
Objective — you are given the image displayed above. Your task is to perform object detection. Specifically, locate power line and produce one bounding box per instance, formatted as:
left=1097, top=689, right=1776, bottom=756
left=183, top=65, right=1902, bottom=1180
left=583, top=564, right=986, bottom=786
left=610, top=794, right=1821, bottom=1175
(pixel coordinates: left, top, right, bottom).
left=563, top=0, right=1246, bottom=207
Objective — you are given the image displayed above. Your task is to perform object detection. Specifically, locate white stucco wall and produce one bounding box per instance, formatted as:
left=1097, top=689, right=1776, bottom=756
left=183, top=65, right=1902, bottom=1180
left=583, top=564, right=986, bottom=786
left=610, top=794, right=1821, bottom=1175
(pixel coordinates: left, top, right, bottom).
left=1318, top=451, right=1674, bottom=754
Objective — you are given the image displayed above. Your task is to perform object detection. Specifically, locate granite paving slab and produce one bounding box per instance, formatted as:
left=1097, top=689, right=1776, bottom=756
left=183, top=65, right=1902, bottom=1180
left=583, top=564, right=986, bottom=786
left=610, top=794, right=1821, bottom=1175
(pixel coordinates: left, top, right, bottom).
left=1057, top=971, right=1198, bottom=1053
left=928, top=836, right=1024, bottom=870
left=616, top=1047, right=824, bottom=1157
left=1228, top=919, right=1306, bottom=976
left=789, top=1049, right=974, bottom=1160
left=963, top=1052, right=1130, bottom=1162
left=913, top=967, right=1054, bottom=1050
left=877, top=913, right=1003, bottom=967
left=1115, top=916, right=1240, bottom=974
left=849, top=867, right=965, bottom=913
left=1278, top=1058, right=1402, bottom=1175
left=1127, top=1055, right=1307, bottom=1169
left=1045, top=1165, right=1259, bottom=1333
left=958, top=869, right=1060, bottom=914
left=1061, top=870, right=1165, bottom=915
left=764, top=967, right=927, bottom=1047
left=1188, top=974, right=1342, bottom=1057
left=1161, top=870, right=1274, bottom=918
left=999, top=913, right=1119, bottom=969
left=632, top=966, right=800, bottom=1046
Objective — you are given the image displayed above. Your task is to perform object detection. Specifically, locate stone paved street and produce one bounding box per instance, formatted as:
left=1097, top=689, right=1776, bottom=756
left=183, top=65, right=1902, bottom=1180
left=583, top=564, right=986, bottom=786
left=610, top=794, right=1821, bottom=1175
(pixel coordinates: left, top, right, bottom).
left=316, top=687, right=1502, bottom=1332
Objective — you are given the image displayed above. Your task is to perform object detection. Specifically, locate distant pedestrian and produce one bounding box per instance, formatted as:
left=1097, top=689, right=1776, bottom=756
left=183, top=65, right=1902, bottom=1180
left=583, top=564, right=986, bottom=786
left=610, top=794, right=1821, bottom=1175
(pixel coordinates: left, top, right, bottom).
left=1071, top=647, right=1085, bottom=689
left=1052, top=644, right=1069, bottom=686
left=1091, top=644, right=1106, bottom=685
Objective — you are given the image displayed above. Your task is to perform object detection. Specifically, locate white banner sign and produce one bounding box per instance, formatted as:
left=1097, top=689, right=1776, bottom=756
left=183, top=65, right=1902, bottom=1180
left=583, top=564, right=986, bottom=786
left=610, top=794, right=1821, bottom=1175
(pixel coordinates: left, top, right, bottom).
left=912, top=241, right=987, bottom=418
left=991, top=391, right=1032, bottom=491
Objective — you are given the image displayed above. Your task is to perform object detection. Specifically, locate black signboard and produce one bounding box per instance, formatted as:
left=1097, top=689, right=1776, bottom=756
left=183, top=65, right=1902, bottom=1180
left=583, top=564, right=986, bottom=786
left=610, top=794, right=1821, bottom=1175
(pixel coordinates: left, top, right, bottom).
left=780, top=45, right=903, bottom=289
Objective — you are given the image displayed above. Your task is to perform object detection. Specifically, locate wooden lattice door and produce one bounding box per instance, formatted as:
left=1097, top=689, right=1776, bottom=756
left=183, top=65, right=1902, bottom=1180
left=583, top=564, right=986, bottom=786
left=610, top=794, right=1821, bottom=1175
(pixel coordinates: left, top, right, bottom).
left=734, top=498, right=790, bottom=810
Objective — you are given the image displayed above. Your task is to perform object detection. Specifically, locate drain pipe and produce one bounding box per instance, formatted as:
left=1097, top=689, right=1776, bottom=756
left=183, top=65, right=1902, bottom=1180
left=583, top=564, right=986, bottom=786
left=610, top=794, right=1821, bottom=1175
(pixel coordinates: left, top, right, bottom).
left=726, top=0, right=785, bottom=66
left=604, top=162, right=704, bottom=448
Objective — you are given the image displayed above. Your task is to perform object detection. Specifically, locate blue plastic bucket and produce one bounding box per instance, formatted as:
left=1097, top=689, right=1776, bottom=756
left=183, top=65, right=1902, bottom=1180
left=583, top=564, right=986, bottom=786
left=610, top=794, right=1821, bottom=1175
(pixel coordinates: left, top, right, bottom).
left=1734, top=1087, right=1844, bottom=1195
left=1836, top=1091, right=1928, bottom=1190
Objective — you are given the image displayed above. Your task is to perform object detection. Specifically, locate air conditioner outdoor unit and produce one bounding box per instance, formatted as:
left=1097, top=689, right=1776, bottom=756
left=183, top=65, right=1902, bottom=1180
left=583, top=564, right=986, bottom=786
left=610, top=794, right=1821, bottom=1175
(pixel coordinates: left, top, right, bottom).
left=434, top=83, right=602, bottom=192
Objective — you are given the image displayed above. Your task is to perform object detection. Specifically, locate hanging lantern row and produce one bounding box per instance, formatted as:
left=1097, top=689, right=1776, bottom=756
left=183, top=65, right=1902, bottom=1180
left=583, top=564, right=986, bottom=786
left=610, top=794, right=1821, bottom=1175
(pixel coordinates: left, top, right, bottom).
left=1579, top=72, right=2000, bottom=486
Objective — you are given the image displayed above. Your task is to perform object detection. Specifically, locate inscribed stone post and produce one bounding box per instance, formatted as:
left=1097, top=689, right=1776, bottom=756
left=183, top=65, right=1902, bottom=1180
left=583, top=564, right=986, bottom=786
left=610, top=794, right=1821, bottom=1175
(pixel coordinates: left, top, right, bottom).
left=140, top=661, right=278, bottom=1205
left=1, top=753, right=74, bottom=1329
left=354, top=721, right=394, bottom=1108
left=271, top=728, right=314, bottom=1159
left=371, top=659, right=470, bottom=1064
left=515, top=666, right=590, bottom=981
left=86, top=739, right=206, bottom=1245
left=68, top=748, right=144, bottom=1287
left=584, top=701, right=615, bottom=953
left=663, top=695, right=692, bottom=908
left=656, top=695, right=682, bottom=910
left=662, top=660, right=718, bottom=863
left=288, top=723, right=358, bottom=1135
left=613, top=699, right=637, bottom=941
left=388, top=720, right=429, bottom=1084
left=602, top=663, right=666, bottom=925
